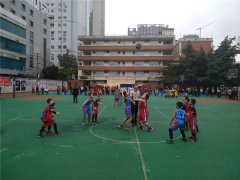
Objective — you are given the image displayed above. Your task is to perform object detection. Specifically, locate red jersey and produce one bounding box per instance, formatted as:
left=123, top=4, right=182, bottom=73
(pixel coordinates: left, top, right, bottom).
left=137, top=101, right=149, bottom=123
left=42, top=105, right=53, bottom=122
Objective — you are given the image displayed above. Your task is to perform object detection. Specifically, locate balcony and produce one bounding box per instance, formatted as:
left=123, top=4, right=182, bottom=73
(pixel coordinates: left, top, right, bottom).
left=78, top=55, right=174, bottom=61
left=78, top=66, right=165, bottom=72
left=78, top=45, right=174, bottom=51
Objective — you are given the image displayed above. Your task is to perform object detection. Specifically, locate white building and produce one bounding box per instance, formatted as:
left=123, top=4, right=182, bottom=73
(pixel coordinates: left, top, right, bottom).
left=44, top=0, right=105, bottom=66
left=0, top=0, right=51, bottom=77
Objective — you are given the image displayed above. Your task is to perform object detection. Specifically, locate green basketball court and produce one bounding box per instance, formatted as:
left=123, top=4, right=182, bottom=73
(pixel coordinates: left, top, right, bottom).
left=1, top=94, right=240, bottom=180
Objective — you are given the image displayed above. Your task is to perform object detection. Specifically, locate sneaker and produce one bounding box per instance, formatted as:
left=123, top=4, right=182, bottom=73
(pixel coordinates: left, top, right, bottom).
left=124, top=126, right=131, bottom=131
left=188, top=136, right=194, bottom=140
left=166, top=139, right=174, bottom=144
left=118, top=125, right=124, bottom=129
left=47, top=131, right=52, bottom=136
left=38, top=134, right=43, bottom=138
left=139, top=126, right=144, bottom=130
left=55, top=132, right=60, bottom=136
left=182, top=137, right=187, bottom=142
left=190, top=138, right=198, bottom=142
left=147, top=127, right=154, bottom=132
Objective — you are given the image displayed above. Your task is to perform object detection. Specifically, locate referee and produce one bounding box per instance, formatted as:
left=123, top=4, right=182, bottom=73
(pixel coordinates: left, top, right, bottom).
left=131, top=86, right=140, bottom=126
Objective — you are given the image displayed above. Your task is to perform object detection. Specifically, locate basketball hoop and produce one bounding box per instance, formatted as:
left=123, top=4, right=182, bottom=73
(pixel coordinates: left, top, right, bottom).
left=227, top=69, right=238, bottom=79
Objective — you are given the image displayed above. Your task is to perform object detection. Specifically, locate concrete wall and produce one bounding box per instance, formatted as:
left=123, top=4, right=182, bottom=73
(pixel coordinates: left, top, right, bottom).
left=1, top=77, right=62, bottom=93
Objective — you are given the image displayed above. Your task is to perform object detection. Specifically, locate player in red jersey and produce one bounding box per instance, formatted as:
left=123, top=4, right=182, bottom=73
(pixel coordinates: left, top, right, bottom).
left=92, top=95, right=103, bottom=124
left=136, top=93, right=153, bottom=132
left=38, top=98, right=60, bottom=138
left=186, top=99, right=198, bottom=142
left=183, top=96, right=190, bottom=130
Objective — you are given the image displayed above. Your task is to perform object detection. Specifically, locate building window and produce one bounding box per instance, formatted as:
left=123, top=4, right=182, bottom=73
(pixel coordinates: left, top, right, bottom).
left=51, top=9, right=54, bottom=13
left=118, top=51, right=120, bottom=54
left=133, top=51, right=135, bottom=54
left=10, top=9, right=15, bottom=14
left=93, top=51, right=95, bottom=54
left=106, top=51, right=109, bottom=53
left=118, top=41, right=120, bottom=44
left=30, top=20, right=34, bottom=27
left=43, top=29, right=47, bottom=35
left=10, top=0, right=16, bottom=5
left=58, top=37, right=61, bottom=40
left=133, top=41, right=135, bottom=44
left=51, top=54, right=54, bottom=60
left=51, top=37, right=54, bottom=40
left=58, top=24, right=61, bottom=27
left=123, top=51, right=125, bottom=54
left=51, top=3, right=54, bottom=6
left=58, top=16, right=61, bottom=19
left=58, top=45, right=61, bottom=49
left=58, top=2, right=61, bottom=6
left=49, top=16, right=54, bottom=20
left=63, top=9, right=67, bottom=12
left=0, top=2, right=5, bottom=8
left=30, top=56, right=34, bottom=68
left=29, top=9, right=34, bottom=16
left=43, top=19, right=47, bottom=25
left=50, top=23, right=54, bottom=27
left=63, top=23, right=67, bottom=26
left=21, top=15, right=26, bottom=21
left=63, top=45, right=66, bottom=49
left=51, top=45, right=54, bottom=49
left=35, top=0, right=38, bottom=5
left=30, top=31, right=34, bottom=39
left=63, top=16, right=67, bottom=19
left=21, top=3, right=26, bottom=11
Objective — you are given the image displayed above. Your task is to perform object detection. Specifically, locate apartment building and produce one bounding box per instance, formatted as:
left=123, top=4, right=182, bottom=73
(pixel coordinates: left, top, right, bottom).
left=175, top=35, right=213, bottom=59
left=0, top=0, right=51, bottom=77
left=78, top=32, right=175, bottom=86
left=44, top=0, right=105, bottom=66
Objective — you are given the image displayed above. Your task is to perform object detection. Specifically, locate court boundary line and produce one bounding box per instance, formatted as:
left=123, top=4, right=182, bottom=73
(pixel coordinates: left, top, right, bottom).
left=134, top=128, right=148, bottom=180
left=0, top=112, right=21, bottom=127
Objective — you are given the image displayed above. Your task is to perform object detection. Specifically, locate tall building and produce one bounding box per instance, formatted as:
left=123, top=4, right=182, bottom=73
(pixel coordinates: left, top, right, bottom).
left=44, top=0, right=105, bottom=66
left=0, top=7, right=26, bottom=76
left=128, top=24, right=171, bottom=36
left=0, top=0, right=51, bottom=77
left=78, top=31, right=175, bottom=86
left=175, top=35, right=213, bottom=59
left=92, top=0, right=105, bottom=36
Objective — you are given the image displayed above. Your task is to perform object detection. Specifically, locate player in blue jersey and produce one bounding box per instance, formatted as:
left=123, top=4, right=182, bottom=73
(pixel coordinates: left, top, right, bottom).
left=119, top=91, right=135, bottom=130
left=80, top=93, right=94, bottom=125
left=166, top=102, right=187, bottom=144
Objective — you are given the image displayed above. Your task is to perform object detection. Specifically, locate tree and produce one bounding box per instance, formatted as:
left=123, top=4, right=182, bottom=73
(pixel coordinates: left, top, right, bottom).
left=57, top=49, right=78, bottom=80
left=42, top=65, right=59, bottom=80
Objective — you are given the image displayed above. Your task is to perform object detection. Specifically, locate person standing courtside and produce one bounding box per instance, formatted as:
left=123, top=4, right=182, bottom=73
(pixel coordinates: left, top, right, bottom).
left=131, top=86, right=141, bottom=126
left=72, top=86, right=79, bottom=103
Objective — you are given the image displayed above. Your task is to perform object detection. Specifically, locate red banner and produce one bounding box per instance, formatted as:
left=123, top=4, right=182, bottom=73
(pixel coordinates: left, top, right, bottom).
left=0, top=77, right=11, bottom=86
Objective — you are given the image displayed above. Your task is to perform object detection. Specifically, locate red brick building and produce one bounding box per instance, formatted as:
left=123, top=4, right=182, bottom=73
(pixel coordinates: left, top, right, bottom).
left=174, top=35, right=213, bottom=59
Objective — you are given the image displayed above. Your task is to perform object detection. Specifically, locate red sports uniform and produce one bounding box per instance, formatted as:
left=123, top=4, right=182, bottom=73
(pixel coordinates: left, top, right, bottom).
left=137, top=101, right=149, bottom=123
left=187, top=105, right=197, bottom=133
left=184, top=102, right=191, bottom=122
left=42, top=105, right=54, bottom=127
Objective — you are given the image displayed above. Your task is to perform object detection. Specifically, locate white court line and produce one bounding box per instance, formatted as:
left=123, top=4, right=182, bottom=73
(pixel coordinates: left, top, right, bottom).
left=0, top=112, right=21, bottom=126
left=134, top=128, right=148, bottom=180
left=0, top=148, right=8, bottom=153
left=153, top=107, right=170, bottom=120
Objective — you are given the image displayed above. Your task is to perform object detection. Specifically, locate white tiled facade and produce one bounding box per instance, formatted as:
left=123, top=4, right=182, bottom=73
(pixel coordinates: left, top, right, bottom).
left=44, top=0, right=105, bottom=66
left=0, top=0, right=51, bottom=76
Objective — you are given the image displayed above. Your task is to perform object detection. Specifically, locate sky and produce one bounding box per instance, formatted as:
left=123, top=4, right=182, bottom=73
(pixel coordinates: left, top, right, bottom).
left=105, top=0, right=240, bottom=50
